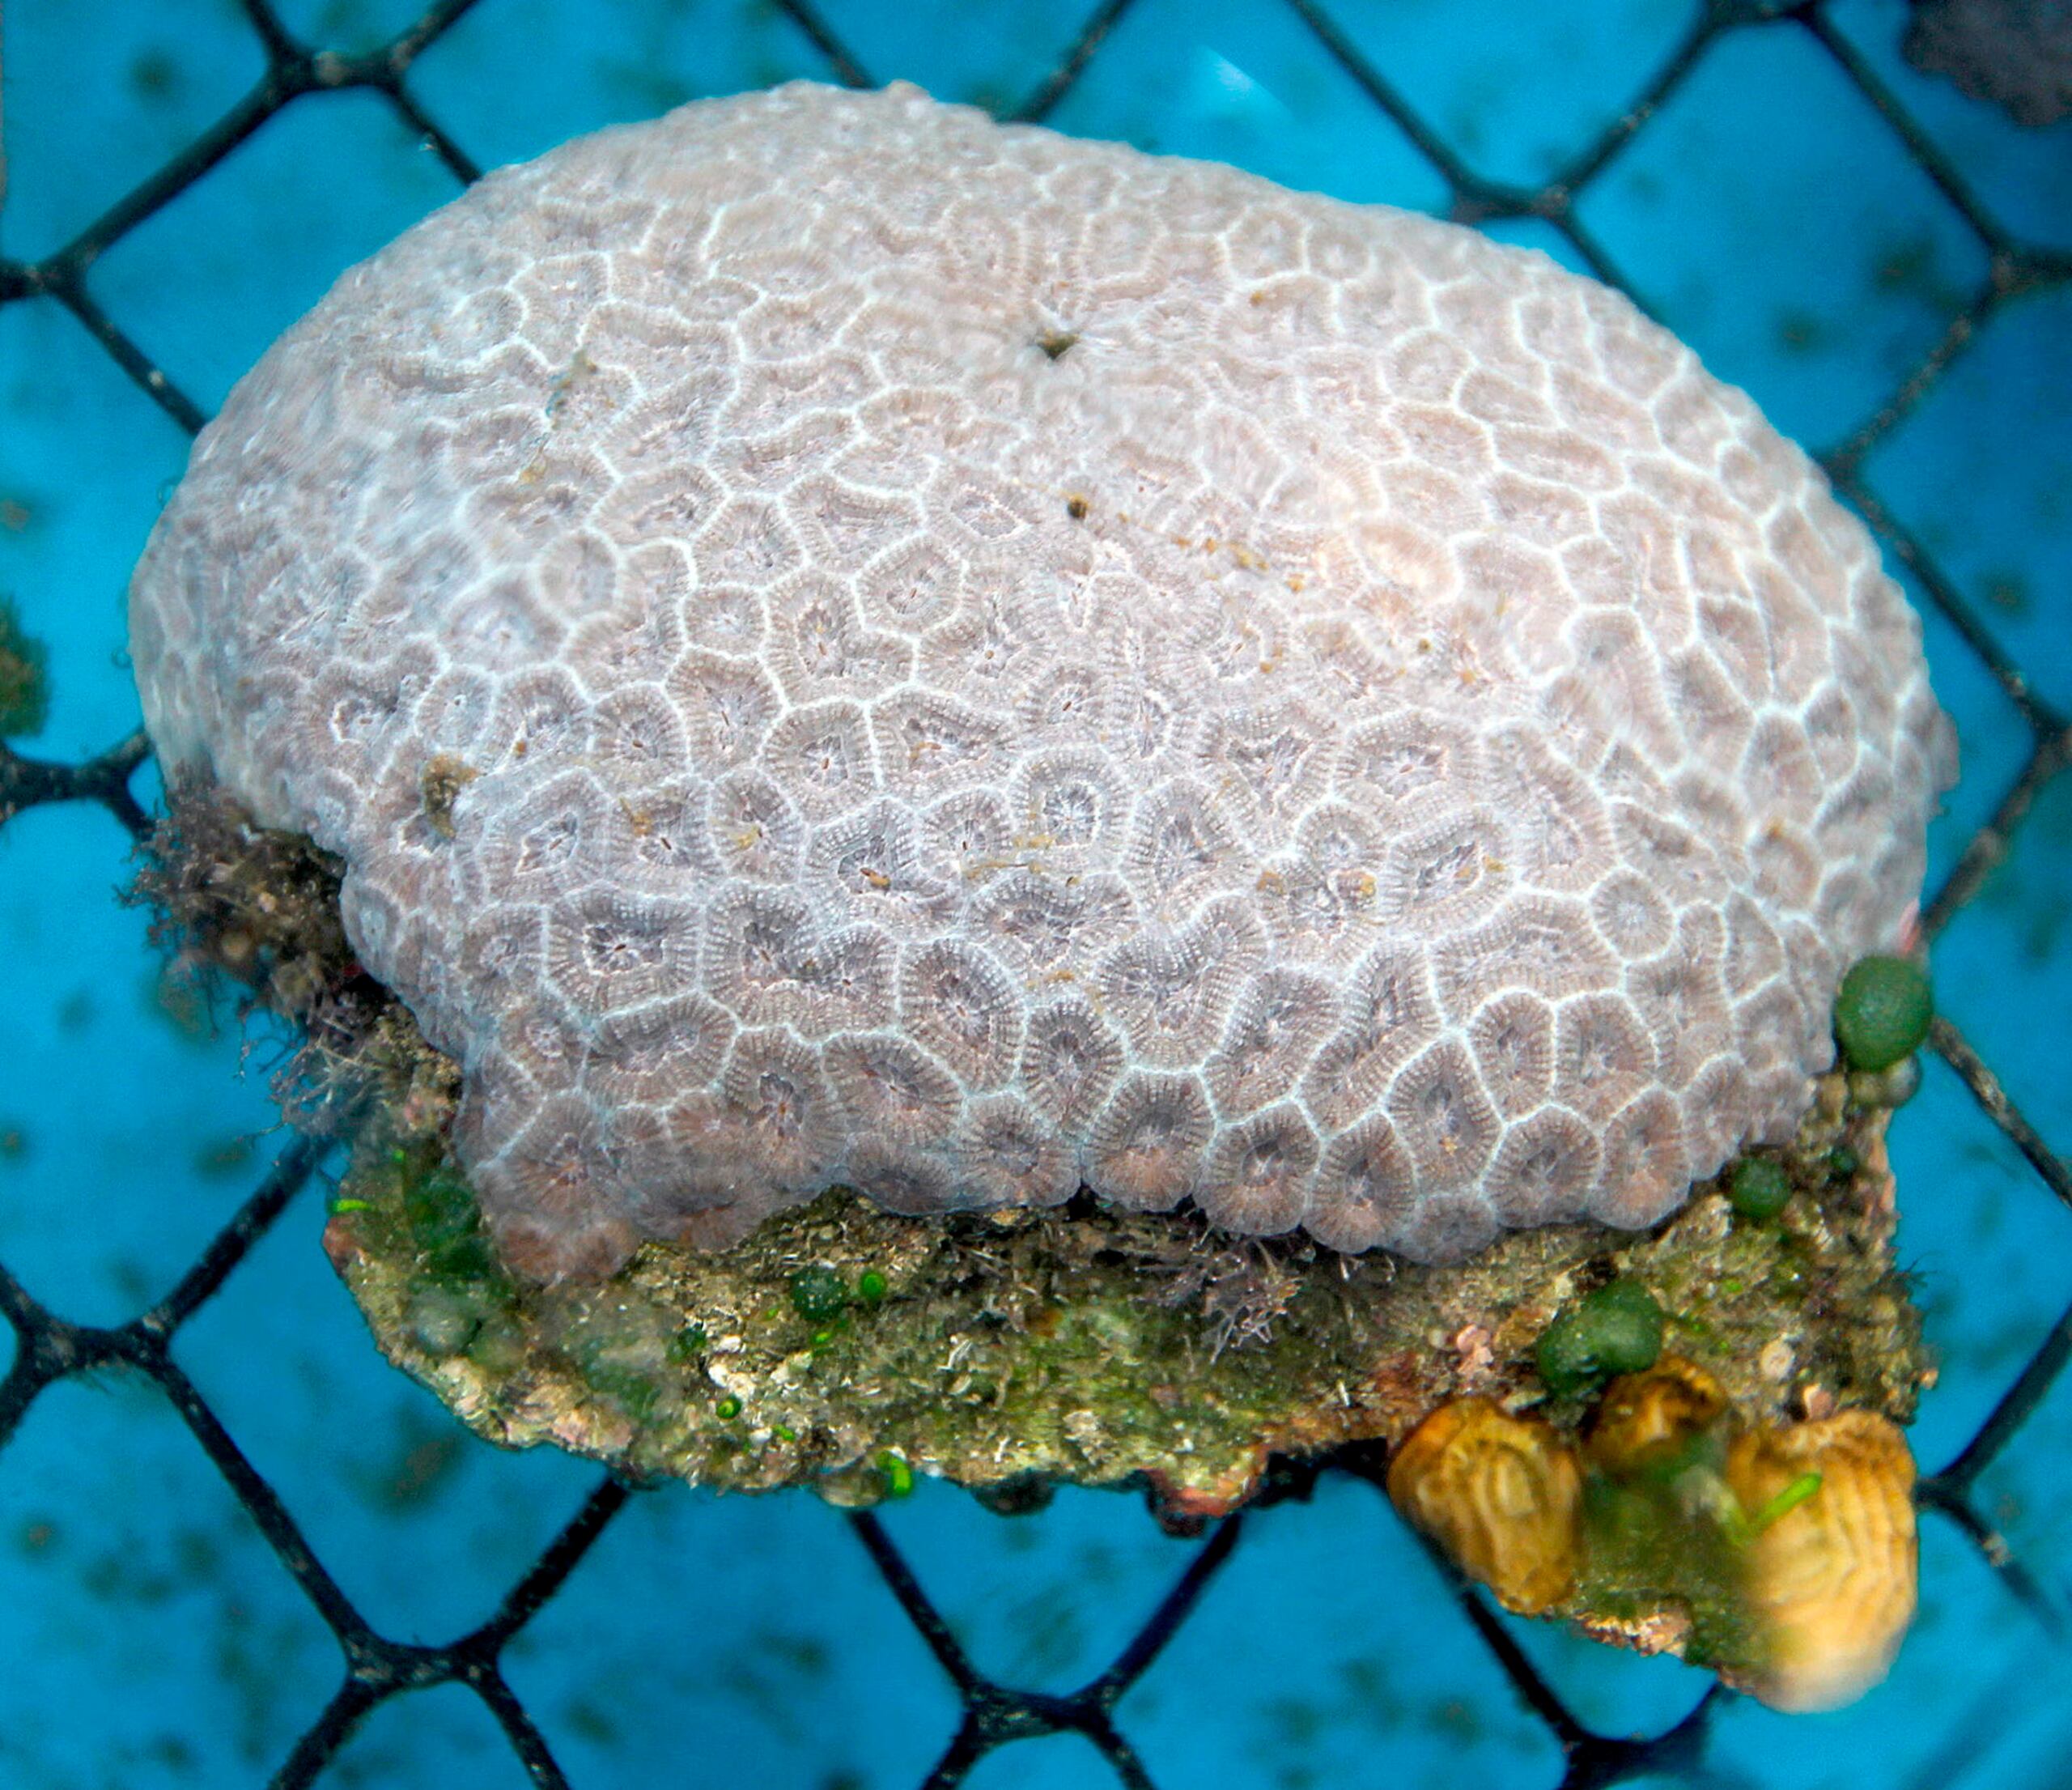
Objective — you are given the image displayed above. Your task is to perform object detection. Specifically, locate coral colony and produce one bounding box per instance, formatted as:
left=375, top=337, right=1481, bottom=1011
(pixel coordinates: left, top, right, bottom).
left=130, top=84, right=1950, bottom=1707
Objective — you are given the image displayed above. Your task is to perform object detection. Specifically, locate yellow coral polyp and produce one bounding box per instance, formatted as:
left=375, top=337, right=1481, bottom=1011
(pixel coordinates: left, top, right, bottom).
left=1726, top=1409, right=1918, bottom=1712
left=1586, top=1356, right=1730, bottom=1480
left=1387, top=1397, right=1583, bottom=1615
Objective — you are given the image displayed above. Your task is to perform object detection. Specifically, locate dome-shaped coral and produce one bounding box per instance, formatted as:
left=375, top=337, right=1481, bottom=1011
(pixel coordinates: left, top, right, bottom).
left=130, top=82, right=1952, bottom=1279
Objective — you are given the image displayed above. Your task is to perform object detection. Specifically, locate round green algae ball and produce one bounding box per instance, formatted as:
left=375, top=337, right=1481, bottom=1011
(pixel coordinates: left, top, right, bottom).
left=667, top=1322, right=708, bottom=1363
left=789, top=1266, right=849, bottom=1324
left=1536, top=1278, right=1666, bottom=1397
left=1728, top=1156, right=1794, bottom=1222
left=1833, top=955, right=1933, bottom=1074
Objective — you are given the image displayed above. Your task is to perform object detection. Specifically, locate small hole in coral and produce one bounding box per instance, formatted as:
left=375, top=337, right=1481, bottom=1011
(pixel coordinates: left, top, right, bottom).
left=1034, top=330, right=1079, bottom=361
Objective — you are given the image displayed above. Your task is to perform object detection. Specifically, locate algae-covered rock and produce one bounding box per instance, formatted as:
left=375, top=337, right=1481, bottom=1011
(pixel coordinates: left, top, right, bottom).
left=322, top=1062, right=1926, bottom=1529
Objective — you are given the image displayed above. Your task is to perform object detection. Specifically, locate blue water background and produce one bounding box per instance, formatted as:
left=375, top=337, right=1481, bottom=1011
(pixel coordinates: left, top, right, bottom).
left=2, top=2, right=2070, bottom=1785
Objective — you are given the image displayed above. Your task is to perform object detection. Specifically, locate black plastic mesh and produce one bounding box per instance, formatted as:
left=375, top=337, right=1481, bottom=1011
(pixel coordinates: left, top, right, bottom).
left=2, top=2, right=2069, bottom=1784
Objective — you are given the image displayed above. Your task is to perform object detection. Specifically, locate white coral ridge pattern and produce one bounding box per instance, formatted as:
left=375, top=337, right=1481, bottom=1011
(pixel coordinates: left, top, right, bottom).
left=131, top=83, right=1955, bottom=1281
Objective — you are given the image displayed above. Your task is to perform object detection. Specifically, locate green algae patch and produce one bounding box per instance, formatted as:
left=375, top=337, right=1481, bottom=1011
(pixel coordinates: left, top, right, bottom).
left=1570, top=1460, right=1764, bottom=1673
left=1727, top=1154, right=1794, bottom=1222
left=1535, top=1278, right=1665, bottom=1398
left=0, top=597, right=50, bottom=739
left=324, top=1060, right=1929, bottom=1528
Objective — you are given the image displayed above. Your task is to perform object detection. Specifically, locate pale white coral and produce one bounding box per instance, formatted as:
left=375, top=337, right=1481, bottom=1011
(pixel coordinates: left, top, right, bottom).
left=129, top=82, right=1954, bottom=1279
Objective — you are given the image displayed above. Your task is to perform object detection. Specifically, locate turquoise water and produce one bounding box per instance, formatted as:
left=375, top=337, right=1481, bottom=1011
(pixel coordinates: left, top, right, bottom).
left=2, top=2, right=2070, bottom=1785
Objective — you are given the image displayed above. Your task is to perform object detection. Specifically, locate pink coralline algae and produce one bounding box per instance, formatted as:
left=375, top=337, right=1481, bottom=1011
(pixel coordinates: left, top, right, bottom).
left=129, top=83, right=1955, bottom=1281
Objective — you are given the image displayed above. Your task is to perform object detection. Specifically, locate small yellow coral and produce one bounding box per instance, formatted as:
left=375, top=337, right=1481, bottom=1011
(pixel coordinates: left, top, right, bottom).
left=1586, top=1355, right=1730, bottom=1480
left=1387, top=1397, right=1583, bottom=1615
left=1726, top=1409, right=1918, bottom=1711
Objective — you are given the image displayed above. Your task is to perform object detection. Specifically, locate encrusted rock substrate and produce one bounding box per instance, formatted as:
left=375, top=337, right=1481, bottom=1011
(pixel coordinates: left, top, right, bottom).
left=325, top=1058, right=1926, bottom=1529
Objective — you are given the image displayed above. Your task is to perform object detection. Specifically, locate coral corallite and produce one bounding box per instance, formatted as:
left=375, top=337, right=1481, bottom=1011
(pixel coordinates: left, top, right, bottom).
left=128, top=82, right=1955, bottom=1281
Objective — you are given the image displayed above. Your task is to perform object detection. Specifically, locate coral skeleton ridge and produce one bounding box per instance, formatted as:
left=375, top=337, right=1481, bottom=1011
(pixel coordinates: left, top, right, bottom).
left=130, top=81, right=1953, bottom=1280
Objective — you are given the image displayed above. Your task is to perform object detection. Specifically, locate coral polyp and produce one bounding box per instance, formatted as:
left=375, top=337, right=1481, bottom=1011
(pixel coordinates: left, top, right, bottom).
left=1386, top=1397, right=1583, bottom=1615
left=1583, top=1355, right=1730, bottom=1478
left=1726, top=1409, right=1919, bottom=1711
